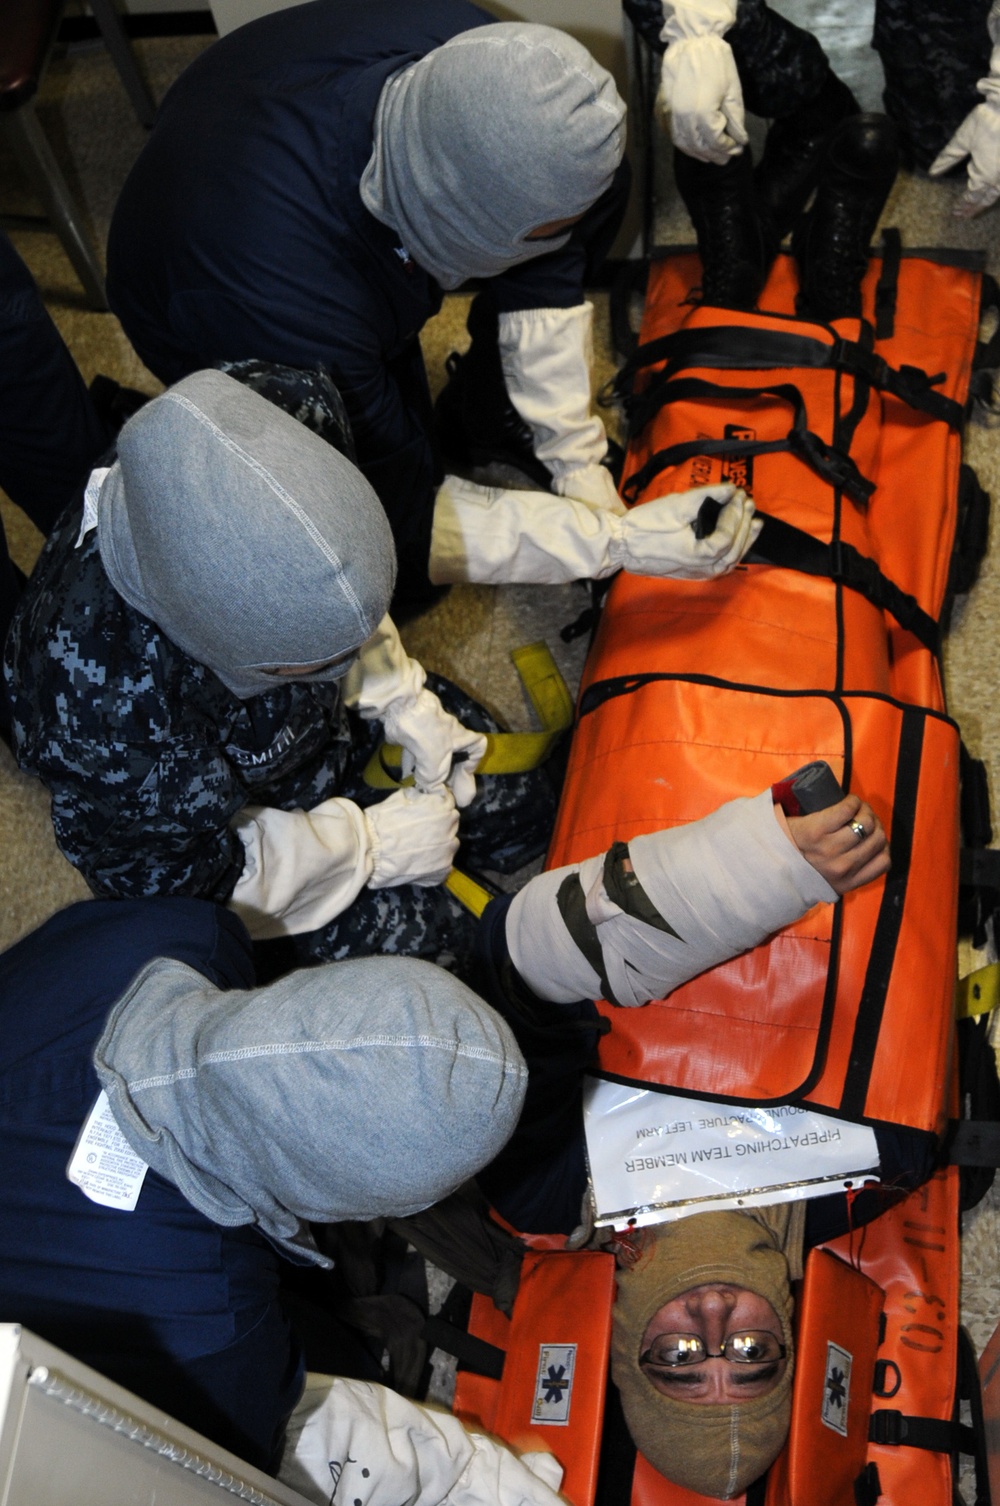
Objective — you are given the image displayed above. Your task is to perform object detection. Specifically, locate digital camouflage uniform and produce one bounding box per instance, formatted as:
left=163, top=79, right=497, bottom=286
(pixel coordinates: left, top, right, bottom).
left=4, top=357, right=556, bottom=978
left=4, top=495, right=554, bottom=978
left=873, top=0, right=994, bottom=168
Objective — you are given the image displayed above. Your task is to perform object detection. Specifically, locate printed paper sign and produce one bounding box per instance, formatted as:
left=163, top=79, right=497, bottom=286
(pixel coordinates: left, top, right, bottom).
left=822, top=1343, right=853, bottom=1436
left=583, top=1078, right=879, bottom=1230
left=66, top=1090, right=148, bottom=1210
left=532, top=1344, right=576, bottom=1425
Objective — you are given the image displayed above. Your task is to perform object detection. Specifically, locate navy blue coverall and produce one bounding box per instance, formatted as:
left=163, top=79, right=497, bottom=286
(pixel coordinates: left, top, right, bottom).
left=0, top=898, right=301, bottom=1473
left=105, top=0, right=628, bottom=600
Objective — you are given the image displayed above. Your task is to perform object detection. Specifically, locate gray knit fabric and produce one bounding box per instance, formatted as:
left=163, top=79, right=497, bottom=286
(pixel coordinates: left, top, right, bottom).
left=360, top=23, right=626, bottom=289
left=97, top=369, right=396, bottom=699
left=94, top=953, right=527, bottom=1266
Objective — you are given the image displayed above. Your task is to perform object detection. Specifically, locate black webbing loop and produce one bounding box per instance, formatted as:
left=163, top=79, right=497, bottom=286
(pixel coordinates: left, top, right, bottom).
left=840, top=710, right=924, bottom=1117
left=626, top=372, right=805, bottom=441
left=973, top=273, right=1000, bottom=374
left=423, top=1316, right=505, bottom=1380
left=944, top=1119, right=1000, bottom=1168
left=874, top=229, right=902, bottom=340
left=620, top=382, right=873, bottom=506
left=948, top=465, right=992, bottom=598
left=868, top=1410, right=977, bottom=1455
left=853, top=1463, right=882, bottom=1506
left=960, top=848, right=1000, bottom=891
left=750, top=514, right=940, bottom=652
left=615, top=324, right=963, bottom=429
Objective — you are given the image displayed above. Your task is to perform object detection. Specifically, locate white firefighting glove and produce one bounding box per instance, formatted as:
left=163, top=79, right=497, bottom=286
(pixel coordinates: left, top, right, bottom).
left=430, top=477, right=760, bottom=585
left=344, top=615, right=486, bottom=807
left=280, top=1373, right=565, bottom=1506
left=930, top=3, right=1000, bottom=216
left=657, top=0, right=747, bottom=165
left=364, top=786, right=460, bottom=889
left=498, top=302, right=624, bottom=514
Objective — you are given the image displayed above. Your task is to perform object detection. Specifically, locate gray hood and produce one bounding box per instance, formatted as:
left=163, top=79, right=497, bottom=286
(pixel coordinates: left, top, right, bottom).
left=94, top=953, right=527, bottom=1266
left=96, top=369, right=396, bottom=699
left=360, top=23, right=626, bottom=289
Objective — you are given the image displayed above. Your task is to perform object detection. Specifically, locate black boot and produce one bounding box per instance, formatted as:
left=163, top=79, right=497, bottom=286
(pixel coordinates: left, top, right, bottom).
left=793, top=113, right=900, bottom=323
left=433, top=295, right=554, bottom=490
left=755, top=71, right=860, bottom=239
left=674, top=147, right=778, bottom=311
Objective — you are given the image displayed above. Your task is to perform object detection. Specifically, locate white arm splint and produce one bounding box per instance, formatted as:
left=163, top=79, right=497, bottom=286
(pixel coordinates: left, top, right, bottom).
left=429, top=478, right=759, bottom=585
left=506, top=789, right=837, bottom=1006
left=930, top=2, right=1000, bottom=216
left=343, top=614, right=486, bottom=806
left=280, top=1373, right=565, bottom=1506
left=229, top=798, right=372, bottom=939
left=657, top=0, right=746, bottom=165
left=497, top=302, right=623, bottom=514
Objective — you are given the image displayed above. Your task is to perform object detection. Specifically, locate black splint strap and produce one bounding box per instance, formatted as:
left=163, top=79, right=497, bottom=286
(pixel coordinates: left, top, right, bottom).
left=869, top=1410, right=977, bottom=1455
left=557, top=872, right=614, bottom=1006
left=750, top=513, right=941, bottom=653
left=622, top=378, right=875, bottom=509
left=555, top=844, right=682, bottom=1009
left=617, top=325, right=964, bottom=429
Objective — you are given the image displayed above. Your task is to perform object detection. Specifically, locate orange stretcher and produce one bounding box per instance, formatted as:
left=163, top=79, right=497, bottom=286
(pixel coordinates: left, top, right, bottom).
left=453, top=244, right=991, bottom=1506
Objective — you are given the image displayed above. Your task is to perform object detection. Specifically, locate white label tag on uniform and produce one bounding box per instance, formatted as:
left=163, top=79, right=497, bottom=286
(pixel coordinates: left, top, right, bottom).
left=66, top=1090, right=148, bottom=1210
left=584, top=1078, right=880, bottom=1230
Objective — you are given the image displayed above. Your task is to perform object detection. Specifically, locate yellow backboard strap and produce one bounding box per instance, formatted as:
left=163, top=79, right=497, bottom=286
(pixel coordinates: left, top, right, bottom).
left=362, top=640, right=573, bottom=789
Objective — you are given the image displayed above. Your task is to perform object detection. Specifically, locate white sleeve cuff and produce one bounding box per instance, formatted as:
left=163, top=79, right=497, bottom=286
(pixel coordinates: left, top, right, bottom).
left=342, top=613, right=425, bottom=721
left=229, top=798, right=373, bottom=939
left=659, top=0, right=738, bottom=44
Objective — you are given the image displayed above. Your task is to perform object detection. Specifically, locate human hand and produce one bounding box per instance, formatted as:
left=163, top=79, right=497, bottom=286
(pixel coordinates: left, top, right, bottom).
left=381, top=687, right=487, bottom=808
left=658, top=34, right=748, bottom=164
left=784, top=794, right=889, bottom=895
left=364, top=786, right=460, bottom=888
left=612, top=483, right=761, bottom=578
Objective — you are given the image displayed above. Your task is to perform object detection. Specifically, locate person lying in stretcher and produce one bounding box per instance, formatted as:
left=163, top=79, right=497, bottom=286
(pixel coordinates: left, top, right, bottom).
left=472, top=777, right=927, bottom=1499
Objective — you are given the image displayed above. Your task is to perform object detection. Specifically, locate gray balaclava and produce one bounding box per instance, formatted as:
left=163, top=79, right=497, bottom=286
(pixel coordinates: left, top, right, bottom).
left=96, top=369, right=396, bottom=699
left=94, top=953, right=528, bottom=1266
left=360, top=23, right=626, bottom=290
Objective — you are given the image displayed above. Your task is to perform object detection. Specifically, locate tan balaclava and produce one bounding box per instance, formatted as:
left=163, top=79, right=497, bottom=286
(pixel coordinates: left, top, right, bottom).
left=610, top=1206, right=805, bottom=1499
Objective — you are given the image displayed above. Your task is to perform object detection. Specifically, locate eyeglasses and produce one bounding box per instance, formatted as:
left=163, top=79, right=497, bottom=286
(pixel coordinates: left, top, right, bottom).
left=639, top=1331, right=787, bottom=1369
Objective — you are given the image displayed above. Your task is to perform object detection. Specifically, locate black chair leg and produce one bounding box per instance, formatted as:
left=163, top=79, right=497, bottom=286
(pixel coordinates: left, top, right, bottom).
left=0, top=106, right=107, bottom=310
left=88, top=0, right=156, bottom=129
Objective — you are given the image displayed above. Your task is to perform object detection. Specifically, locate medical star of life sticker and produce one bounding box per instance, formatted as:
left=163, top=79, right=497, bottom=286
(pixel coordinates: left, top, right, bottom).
left=821, top=1342, right=852, bottom=1436
left=532, top=1344, right=576, bottom=1425
left=66, top=1090, right=148, bottom=1210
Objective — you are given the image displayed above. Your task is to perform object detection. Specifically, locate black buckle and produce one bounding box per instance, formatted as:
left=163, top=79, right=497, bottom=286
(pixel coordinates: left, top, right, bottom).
left=869, top=1409, right=905, bottom=1446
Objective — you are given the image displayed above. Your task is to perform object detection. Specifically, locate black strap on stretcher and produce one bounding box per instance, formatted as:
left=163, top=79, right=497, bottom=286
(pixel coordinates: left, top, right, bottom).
left=615, top=324, right=965, bottom=430
left=749, top=513, right=941, bottom=654
left=423, top=1315, right=506, bottom=1380
left=621, top=376, right=876, bottom=509
left=869, top=1410, right=977, bottom=1454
